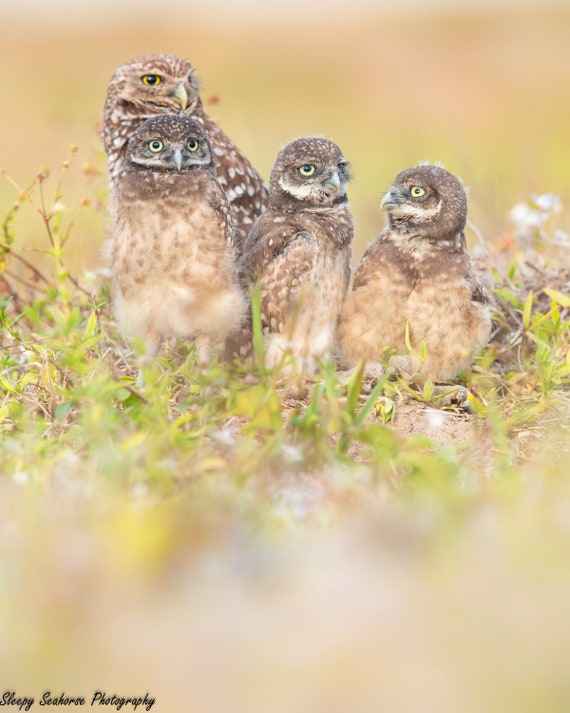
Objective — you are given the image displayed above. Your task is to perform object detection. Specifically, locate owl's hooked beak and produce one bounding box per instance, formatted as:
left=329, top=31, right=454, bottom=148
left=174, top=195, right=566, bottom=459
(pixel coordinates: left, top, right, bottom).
left=172, top=82, right=189, bottom=110
left=168, top=148, right=184, bottom=172
left=381, top=189, right=399, bottom=210
left=322, top=170, right=341, bottom=194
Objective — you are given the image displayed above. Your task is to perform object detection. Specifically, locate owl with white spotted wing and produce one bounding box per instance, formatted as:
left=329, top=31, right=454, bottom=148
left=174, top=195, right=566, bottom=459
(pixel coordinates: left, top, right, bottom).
left=102, top=53, right=268, bottom=251
left=237, top=136, right=353, bottom=373
left=107, top=114, right=247, bottom=369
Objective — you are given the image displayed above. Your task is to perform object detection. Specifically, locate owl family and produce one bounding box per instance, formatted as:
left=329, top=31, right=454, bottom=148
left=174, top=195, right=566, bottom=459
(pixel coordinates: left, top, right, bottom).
left=338, top=164, right=491, bottom=382
left=107, top=114, right=246, bottom=365
left=102, top=53, right=268, bottom=248
left=102, top=58, right=491, bottom=385
left=239, top=136, right=353, bottom=373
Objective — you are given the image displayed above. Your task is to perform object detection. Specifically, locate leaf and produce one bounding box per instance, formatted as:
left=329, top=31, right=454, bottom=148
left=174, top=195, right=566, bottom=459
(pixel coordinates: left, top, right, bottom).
left=378, top=397, right=395, bottom=422
left=404, top=321, right=418, bottom=358
left=54, top=400, right=73, bottom=423
left=543, top=288, right=570, bottom=308
left=234, top=384, right=282, bottom=431
left=358, top=423, right=399, bottom=454
left=173, top=413, right=194, bottom=430
left=346, top=362, right=365, bottom=415
left=494, top=288, right=523, bottom=310
left=0, top=373, right=16, bottom=394
left=83, top=310, right=98, bottom=338
left=198, top=457, right=227, bottom=473
left=248, top=282, right=265, bottom=368
left=522, top=290, right=534, bottom=329
left=422, top=379, right=433, bottom=401
left=119, top=432, right=149, bottom=453
left=354, top=374, right=389, bottom=428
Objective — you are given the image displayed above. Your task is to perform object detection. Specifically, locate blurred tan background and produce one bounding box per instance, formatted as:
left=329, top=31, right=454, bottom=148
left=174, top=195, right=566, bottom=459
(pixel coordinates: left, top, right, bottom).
left=1, top=0, right=569, bottom=268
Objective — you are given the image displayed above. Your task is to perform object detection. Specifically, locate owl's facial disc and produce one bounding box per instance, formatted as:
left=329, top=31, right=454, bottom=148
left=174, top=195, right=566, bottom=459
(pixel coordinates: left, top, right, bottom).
left=381, top=184, right=443, bottom=226
left=124, top=67, right=198, bottom=113
left=280, top=164, right=347, bottom=203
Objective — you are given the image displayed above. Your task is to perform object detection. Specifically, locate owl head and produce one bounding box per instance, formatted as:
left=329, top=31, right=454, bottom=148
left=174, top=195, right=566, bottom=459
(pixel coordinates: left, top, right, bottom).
left=269, top=137, right=351, bottom=209
left=381, top=164, right=467, bottom=239
left=124, top=115, right=214, bottom=173
left=105, top=53, right=201, bottom=115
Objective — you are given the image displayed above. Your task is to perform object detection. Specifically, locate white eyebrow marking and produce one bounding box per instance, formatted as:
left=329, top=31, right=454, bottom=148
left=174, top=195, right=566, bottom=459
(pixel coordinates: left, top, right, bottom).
left=391, top=199, right=443, bottom=220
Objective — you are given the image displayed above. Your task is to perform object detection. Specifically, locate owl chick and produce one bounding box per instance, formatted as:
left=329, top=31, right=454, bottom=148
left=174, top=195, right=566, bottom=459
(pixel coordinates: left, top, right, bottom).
left=108, top=114, right=246, bottom=367
left=337, top=164, right=491, bottom=382
left=239, top=137, right=353, bottom=373
left=102, top=53, right=268, bottom=249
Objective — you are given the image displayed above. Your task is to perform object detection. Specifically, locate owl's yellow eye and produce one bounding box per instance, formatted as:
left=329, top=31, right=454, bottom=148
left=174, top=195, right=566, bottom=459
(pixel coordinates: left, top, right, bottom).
left=148, top=140, right=163, bottom=153
left=410, top=186, right=426, bottom=198
left=299, top=164, right=316, bottom=176
left=142, top=74, right=162, bottom=86
left=187, top=139, right=199, bottom=152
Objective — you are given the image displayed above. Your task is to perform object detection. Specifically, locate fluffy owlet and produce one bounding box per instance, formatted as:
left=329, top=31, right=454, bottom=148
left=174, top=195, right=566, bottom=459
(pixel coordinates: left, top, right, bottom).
left=238, top=137, right=353, bottom=372
left=337, top=164, right=491, bottom=382
left=108, top=114, right=247, bottom=366
left=102, top=53, right=269, bottom=249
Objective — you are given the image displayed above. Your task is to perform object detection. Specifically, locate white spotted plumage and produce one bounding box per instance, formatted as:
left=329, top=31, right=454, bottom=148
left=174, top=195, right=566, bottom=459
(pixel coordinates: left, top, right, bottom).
left=102, top=53, right=269, bottom=252
left=234, top=137, right=354, bottom=373
left=106, top=114, right=247, bottom=367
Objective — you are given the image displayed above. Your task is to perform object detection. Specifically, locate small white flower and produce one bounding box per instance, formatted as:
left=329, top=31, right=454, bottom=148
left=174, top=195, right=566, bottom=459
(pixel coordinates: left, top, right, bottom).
left=12, top=471, right=30, bottom=486
left=272, top=486, right=317, bottom=522
left=509, top=202, right=541, bottom=231
left=426, top=407, right=447, bottom=430
left=553, top=229, right=569, bottom=244
left=509, top=193, right=563, bottom=241
left=131, top=481, right=149, bottom=503
left=280, top=443, right=303, bottom=463
left=211, top=426, right=236, bottom=447
left=16, top=347, right=33, bottom=365
left=534, top=193, right=561, bottom=213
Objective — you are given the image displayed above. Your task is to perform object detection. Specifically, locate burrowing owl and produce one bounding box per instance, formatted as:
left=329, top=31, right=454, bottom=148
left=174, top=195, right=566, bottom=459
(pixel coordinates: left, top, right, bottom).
left=107, top=114, right=246, bottom=366
left=337, top=164, right=491, bottom=382
left=102, top=53, right=268, bottom=249
left=239, top=137, right=353, bottom=372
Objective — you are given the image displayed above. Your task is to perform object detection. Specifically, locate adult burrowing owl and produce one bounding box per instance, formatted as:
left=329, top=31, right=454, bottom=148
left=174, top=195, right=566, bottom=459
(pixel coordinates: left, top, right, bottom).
left=337, top=164, right=491, bottom=382
left=239, top=137, right=353, bottom=372
left=102, top=53, right=268, bottom=249
left=108, top=114, right=246, bottom=366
